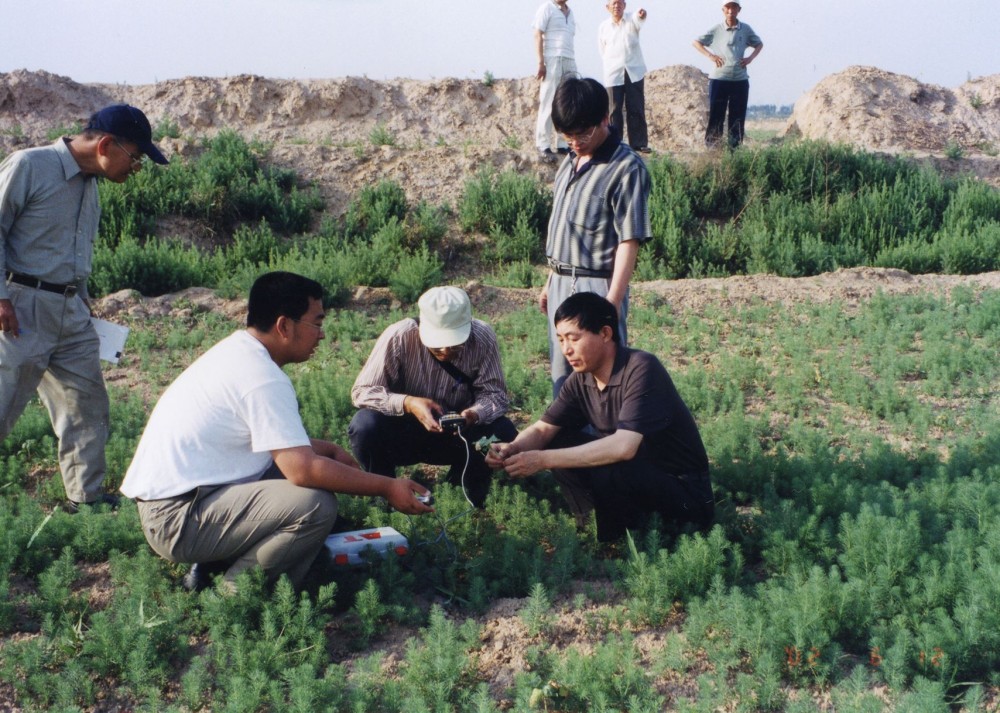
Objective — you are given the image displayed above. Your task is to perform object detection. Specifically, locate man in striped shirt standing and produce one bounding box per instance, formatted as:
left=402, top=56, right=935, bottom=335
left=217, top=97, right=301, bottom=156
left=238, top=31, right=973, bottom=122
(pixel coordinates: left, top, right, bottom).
left=539, top=77, right=651, bottom=395
left=349, top=286, right=517, bottom=507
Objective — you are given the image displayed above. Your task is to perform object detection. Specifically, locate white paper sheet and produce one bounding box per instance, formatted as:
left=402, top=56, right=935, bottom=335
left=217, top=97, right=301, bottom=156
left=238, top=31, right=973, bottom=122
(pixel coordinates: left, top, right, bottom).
left=90, top=318, right=130, bottom=364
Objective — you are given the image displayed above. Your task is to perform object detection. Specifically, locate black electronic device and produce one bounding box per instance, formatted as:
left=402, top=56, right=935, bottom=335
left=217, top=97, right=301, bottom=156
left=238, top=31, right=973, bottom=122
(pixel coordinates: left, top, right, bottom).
left=416, top=492, right=434, bottom=506
left=438, top=413, right=465, bottom=432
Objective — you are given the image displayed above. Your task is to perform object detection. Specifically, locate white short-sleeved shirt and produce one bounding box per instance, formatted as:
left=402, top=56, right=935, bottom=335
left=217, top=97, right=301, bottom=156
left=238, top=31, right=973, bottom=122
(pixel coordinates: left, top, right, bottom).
left=599, top=12, right=647, bottom=86
left=533, top=1, right=576, bottom=59
left=121, top=331, right=311, bottom=500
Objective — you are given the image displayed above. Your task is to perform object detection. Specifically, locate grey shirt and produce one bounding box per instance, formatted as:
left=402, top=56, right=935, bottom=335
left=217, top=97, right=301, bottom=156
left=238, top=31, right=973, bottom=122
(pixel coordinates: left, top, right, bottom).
left=695, top=22, right=763, bottom=82
left=0, top=138, right=99, bottom=300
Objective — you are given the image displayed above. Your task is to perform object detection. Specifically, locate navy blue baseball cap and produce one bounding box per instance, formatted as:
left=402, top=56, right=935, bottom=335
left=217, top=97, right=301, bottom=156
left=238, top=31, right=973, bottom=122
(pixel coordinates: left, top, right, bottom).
left=85, top=104, right=169, bottom=165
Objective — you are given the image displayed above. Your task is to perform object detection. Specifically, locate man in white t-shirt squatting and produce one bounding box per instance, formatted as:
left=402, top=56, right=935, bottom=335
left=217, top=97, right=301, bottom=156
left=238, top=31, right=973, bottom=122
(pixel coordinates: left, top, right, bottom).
left=120, top=272, right=433, bottom=591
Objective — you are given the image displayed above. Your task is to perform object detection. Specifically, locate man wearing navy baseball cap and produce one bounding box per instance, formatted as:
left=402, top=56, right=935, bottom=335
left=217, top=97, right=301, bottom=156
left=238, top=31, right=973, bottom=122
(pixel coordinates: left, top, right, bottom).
left=84, top=104, right=170, bottom=167
left=0, top=103, right=168, bottom=513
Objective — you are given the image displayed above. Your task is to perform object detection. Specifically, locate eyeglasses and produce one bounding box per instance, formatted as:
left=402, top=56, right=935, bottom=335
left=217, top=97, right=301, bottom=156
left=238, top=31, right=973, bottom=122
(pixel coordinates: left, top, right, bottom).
left=113, top=139, right=144, bottom=169
left=292, top=318, right=325, bottom=333
left=559, top=126, right=598, bottom=146
left=427, top=344, right=465, bottom=357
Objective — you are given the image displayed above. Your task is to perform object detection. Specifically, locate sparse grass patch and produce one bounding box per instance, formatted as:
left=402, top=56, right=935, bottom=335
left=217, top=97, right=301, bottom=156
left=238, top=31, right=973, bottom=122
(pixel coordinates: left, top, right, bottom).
left=152, top=117, right=181, bottom=141
left=368, top=122, right=396, bottom=147
left=45, top=121, right=83, bottom=141
left=500, top=133, right=522, bottom=150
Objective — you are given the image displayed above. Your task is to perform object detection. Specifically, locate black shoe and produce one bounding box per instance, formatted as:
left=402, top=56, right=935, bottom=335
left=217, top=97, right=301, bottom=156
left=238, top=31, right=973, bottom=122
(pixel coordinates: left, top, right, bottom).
left=182, top=561, right=229, bottom=593
left=555, top=147, right=570, bottom=155
left=65, top=493, right=120, bottom=514
left=538, top=148, right=557, bottom=162
left=636, top=146, right=652, bottom=154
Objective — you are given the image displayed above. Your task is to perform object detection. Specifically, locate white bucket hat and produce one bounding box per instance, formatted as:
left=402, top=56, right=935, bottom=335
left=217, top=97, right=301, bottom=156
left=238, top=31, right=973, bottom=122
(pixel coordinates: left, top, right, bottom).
left=417, top=286, right=472, bottom=348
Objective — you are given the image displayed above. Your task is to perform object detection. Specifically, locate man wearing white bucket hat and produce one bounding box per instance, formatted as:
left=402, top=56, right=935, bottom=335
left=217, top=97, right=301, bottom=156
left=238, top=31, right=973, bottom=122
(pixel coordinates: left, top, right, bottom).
left=350, top=286, right=517, bottom=507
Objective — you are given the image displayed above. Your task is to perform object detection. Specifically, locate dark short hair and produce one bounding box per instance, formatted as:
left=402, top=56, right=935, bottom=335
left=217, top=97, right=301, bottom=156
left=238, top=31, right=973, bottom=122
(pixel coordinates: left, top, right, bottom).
left=553, top=292, right=620, bottom=343
left=247, top=271, right=324, bottom=331
left=552, top=77, right=609, bottom=135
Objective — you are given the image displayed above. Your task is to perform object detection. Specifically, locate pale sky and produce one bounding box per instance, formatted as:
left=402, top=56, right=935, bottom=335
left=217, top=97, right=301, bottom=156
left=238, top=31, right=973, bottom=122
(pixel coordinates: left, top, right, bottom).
left=0, top=0, right=994, bottom=107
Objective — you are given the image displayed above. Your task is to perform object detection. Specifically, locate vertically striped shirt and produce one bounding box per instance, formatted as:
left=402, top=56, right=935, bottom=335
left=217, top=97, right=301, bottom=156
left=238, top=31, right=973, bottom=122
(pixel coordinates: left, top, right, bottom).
left=544, top=130, right=651, bottom=271
left=351, top=318, right=510, bottom=424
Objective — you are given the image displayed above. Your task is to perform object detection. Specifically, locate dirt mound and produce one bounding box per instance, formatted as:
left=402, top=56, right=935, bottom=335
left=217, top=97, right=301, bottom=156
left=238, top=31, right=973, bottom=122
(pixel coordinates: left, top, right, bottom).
left=640, top=266, right=1000, bottom=315
left=786, top=65, right=1000, bottom=155
left=3, top=66, right=999, bottom=212
left=0, top=67, right=712, bottom=214
left=0, top=66, right=707, bottom=151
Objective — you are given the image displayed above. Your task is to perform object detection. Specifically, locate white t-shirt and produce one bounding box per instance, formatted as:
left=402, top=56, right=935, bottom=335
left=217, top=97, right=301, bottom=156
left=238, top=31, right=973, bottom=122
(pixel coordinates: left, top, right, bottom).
left=533, top=1, right=576, bottom=59
left=598, top=12, right=647, bottom=86
left=121, top=331, right=311, bottom=500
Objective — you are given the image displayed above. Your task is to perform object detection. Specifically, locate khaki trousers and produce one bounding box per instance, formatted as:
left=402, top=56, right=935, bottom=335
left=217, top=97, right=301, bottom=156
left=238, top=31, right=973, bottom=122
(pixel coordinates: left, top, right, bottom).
left=136, top=467, right=338, bottom=588
left=0, top=282, right=108, bottom=502
left=535, top=55, right=578, bottom=152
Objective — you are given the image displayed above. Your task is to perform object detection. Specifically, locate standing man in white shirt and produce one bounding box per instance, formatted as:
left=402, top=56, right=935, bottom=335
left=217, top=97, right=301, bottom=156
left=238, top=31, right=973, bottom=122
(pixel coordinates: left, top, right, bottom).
left=598, top=0, right=651, bottom=153
left=532, top=0, right=577, bottom=160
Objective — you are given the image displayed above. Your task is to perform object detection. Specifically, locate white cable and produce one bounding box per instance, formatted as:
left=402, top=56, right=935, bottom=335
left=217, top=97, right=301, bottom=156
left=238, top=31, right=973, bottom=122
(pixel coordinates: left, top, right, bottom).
left=455, top=425, right=474, bottom=507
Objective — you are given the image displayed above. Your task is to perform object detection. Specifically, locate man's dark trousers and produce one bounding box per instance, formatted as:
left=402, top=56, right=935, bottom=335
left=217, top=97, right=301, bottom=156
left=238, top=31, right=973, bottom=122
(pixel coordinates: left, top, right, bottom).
left=609, top=72, right=648, bottom=150
left=705, top=78, right=750, bottom=148
left=548, top=430, right=714, bottom=542
left=349, top=409, right=517, bottom=506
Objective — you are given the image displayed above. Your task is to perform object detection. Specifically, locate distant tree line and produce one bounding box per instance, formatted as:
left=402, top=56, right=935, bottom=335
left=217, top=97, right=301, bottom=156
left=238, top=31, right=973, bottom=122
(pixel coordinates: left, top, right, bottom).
left=746, top=104, right=793, bottom=119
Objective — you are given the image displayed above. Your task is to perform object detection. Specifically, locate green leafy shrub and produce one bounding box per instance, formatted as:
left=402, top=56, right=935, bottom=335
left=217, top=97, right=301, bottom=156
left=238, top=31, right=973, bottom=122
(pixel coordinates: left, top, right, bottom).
left=101, top=130, right=321, bottom=241
left=397, top=606, right=480, bottom=710
left=640, top=141, right=1000, bottom=279
left=484, top=212, right=545, bottom=264
left=91, top=232, right=216, bottom=296
left=389, top=243, right=444, bottom=302
left=343, top=179, right=409, bottom=241
left=623, top=526, right=745, bottom=624
left=458, top=168, right=551, bottom=238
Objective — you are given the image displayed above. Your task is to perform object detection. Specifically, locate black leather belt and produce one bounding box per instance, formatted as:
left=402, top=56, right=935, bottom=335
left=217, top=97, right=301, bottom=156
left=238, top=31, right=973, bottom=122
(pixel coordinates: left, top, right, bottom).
left=547, top=259, right=612, bottom=279
left=6, top=271, right=79, bottom=296
left=676, top=471, right=711, bottom=483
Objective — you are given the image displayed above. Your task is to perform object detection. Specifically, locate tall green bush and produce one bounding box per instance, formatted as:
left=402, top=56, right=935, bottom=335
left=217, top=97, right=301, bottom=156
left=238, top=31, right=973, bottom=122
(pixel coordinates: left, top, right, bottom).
left=642, top=141, right=1000, bottom=278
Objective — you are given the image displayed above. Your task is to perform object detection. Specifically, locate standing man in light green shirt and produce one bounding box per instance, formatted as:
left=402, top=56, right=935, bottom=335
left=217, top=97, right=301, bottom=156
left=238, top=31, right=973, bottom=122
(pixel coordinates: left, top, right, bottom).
left=0, top=104, right=168, bottom=512
left=693, top=1, right=763, bottom=148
